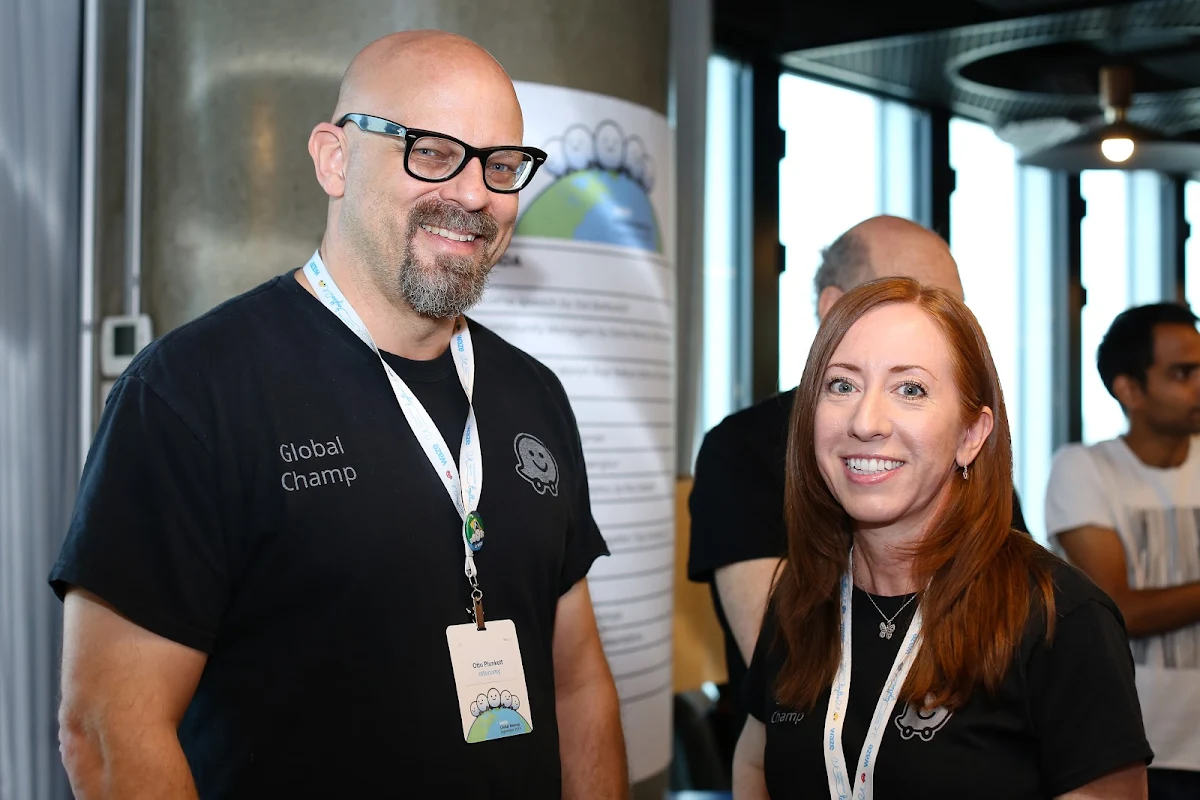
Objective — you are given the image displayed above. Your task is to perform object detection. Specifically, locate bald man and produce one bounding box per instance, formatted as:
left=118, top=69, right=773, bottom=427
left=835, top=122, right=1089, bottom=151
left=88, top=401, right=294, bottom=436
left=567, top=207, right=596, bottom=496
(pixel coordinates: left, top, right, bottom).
left=51, top=31, right=627, bottom=799
left=687, top=215, right=1028, bottom=757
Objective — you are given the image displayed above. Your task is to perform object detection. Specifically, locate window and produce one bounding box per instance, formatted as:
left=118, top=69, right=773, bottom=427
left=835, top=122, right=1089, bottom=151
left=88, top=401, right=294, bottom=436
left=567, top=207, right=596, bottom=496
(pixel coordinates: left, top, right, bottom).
left=949, top=117, right=1054, bottom=542
left=696, top=53, right=754, bottom=457
left=950, top=117, right=1020, bottom=441
left=1186, top=180, right=1200, bottom=311
left=1079, top=171, right=1165, bottom=445
left=699, top=55, right=745, bottom=438
left=777, top=74, right=919, bottom=390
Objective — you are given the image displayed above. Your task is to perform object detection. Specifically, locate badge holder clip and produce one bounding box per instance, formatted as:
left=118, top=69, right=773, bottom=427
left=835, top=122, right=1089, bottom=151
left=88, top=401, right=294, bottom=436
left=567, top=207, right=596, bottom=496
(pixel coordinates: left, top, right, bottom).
left=467, top=570, right=486, bottom=631
left=471, top=588, right=485, bottom=631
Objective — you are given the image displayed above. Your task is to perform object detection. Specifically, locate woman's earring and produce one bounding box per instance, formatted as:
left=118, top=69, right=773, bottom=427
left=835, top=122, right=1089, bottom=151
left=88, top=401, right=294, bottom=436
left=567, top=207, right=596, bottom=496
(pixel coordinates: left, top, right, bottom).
left=962, top=464, right=969, bottom=480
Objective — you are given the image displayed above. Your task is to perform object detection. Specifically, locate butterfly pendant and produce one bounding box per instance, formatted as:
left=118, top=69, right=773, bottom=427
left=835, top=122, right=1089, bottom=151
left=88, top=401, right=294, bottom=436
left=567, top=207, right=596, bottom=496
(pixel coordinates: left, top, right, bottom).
left=879, top=622, right=896, bottom=639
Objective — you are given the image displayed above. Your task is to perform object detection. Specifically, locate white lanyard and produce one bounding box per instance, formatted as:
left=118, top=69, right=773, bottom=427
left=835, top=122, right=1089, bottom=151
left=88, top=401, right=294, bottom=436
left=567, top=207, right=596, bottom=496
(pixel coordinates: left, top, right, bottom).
left=824, top=547, right=923, bottom=800
left=301, top=252, right=485, bottom=598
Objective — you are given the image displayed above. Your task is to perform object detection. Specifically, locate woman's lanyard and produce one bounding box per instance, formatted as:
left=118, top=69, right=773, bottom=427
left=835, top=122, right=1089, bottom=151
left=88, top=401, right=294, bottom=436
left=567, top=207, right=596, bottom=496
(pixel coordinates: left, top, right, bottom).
left=302, top=252, right=488, bottom=628
left=824, top=547, right=924, bottom=800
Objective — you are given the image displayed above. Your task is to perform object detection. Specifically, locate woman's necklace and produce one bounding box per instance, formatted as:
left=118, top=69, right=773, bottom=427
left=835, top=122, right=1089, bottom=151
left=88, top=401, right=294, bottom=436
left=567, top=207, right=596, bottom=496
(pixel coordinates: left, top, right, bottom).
left=863, top=590, right=917, bottom=639
left=854, top=558, right=918, bottom=639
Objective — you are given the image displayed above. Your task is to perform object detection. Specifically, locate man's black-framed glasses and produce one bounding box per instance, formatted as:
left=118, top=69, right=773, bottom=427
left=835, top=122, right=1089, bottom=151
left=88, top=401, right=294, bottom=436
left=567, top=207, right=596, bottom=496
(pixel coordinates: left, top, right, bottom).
left=337, top=113, right=546, bottom=194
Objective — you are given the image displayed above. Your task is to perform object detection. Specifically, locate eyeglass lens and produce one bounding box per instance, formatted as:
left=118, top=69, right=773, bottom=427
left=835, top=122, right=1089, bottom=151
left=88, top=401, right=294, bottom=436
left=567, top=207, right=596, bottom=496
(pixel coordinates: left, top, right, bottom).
left=409, top=135, right=534, bottom=191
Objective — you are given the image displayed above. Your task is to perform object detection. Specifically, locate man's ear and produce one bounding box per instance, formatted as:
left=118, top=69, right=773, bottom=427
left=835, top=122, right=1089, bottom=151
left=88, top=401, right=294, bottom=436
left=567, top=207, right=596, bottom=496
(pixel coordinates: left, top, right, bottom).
left=309, top=122, right=348, bottom=198
left=1111, top=374, right=1143, bottom=413
left=817, top=286, right=845, bottom=322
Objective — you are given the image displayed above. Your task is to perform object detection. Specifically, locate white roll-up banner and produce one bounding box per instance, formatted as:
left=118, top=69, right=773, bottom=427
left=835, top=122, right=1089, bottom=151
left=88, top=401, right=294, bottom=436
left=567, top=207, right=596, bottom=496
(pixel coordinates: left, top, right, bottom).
left=470, top=81, right=676, bottom=782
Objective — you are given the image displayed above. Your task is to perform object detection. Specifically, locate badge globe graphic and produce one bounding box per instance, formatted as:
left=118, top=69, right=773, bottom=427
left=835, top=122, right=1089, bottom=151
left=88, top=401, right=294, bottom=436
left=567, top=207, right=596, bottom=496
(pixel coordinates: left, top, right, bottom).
left=467, top=702, right=532, bottom=742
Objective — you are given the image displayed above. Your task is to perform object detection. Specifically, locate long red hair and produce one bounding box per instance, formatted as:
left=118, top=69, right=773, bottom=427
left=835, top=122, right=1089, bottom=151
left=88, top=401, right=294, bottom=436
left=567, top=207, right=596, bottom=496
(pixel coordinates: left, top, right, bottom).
left=773, top=277, right=1055, bottom=711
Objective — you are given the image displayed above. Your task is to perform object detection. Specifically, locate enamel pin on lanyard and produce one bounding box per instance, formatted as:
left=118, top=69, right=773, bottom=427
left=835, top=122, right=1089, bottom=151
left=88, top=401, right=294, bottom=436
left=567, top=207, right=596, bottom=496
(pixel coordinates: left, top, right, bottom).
left=303, top=252, right=532, bottom=742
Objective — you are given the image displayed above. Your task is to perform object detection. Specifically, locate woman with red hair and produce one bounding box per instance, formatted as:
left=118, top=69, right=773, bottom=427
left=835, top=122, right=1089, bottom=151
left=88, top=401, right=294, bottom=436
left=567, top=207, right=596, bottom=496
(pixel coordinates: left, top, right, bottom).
left=733, top=278, right=1151, bottom=799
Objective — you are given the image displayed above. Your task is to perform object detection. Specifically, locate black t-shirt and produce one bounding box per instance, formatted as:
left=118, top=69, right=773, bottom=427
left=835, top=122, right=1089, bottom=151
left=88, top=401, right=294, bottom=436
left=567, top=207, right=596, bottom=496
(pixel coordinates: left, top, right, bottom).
left=687, top=388, right=1030, bottom=730
left=745, top=559, right=1153, bottom=798
left=49, top=273, right=609, bottom=799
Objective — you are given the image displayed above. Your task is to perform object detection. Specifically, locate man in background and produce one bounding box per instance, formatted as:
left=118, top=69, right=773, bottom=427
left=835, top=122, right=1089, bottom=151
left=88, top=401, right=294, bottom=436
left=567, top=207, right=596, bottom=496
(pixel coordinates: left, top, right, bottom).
left=687, top=214, right=1029, bottom=755
left=1047, top=302, right=1200, bottom=799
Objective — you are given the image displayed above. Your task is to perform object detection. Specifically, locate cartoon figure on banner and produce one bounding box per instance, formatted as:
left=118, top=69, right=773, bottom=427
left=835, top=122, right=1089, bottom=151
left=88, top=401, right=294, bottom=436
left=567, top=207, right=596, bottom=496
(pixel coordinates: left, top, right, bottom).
left=516, top=119, right=661, bottom=254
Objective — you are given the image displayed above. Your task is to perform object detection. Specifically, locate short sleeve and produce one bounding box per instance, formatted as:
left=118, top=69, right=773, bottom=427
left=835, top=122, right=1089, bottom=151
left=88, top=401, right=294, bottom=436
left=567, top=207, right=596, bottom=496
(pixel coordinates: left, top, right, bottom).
left=1044, top=445, right=1118, bottom=538
left=743, top=604, right=782, bottom=724
left=1028, top=598, right=1153, bottom=795
left=557, top=397, right=609, bottom=596
left=48, top=375, right=229, bottom=653
left=687, top=419, right=787, bottom=583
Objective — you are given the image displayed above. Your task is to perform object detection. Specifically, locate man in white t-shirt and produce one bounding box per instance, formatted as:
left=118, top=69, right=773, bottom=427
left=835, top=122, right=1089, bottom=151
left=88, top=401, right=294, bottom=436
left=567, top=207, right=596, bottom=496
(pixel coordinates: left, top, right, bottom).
left=1046, top=301, right=1200, bottom=799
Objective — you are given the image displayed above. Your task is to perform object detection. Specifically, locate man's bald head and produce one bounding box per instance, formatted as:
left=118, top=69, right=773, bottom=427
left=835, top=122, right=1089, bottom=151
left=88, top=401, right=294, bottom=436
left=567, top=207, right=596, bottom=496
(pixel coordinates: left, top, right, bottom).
left=332, top=30, right=522, bottom=138
left=307, top=30, right=529, bottom=321
left=813, top=215, right=963, bottom=320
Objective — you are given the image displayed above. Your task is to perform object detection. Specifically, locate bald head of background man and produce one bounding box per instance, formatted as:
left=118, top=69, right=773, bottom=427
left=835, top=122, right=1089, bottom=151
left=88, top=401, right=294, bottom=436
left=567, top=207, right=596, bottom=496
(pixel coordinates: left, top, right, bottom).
left=813, top=215, right=963, bottom=319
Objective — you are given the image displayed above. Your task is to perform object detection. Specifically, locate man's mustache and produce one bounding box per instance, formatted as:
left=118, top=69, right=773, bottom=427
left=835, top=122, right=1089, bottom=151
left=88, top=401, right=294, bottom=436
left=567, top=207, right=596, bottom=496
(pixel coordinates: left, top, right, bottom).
left=410, top=200, right=499, bottom=240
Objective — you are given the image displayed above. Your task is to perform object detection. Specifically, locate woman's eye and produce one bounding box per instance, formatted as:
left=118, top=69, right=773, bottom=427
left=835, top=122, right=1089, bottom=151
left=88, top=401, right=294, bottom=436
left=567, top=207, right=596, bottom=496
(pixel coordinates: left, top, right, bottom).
left=828, top=379, right=854, bottom=394
left=899, top=382, right=927, bottom=398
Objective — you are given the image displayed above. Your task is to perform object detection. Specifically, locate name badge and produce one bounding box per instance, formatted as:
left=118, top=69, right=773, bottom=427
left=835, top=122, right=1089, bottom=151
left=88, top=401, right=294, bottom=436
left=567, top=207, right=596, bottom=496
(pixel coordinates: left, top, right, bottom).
left=446, top=619, right=533, bottom=743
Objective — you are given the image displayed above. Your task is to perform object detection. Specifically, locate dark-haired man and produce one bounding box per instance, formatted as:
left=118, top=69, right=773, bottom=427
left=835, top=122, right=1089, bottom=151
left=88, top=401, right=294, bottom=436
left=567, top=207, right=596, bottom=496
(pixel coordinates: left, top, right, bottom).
left=1047, top=301, right=1200, bottom=798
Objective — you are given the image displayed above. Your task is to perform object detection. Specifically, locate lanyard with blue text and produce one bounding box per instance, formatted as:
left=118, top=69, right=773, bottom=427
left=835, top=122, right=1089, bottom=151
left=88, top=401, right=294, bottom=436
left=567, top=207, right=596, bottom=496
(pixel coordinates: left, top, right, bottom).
left=302, top=251, right=488, bottom=628
left=824, top=547, right=923, bottom=800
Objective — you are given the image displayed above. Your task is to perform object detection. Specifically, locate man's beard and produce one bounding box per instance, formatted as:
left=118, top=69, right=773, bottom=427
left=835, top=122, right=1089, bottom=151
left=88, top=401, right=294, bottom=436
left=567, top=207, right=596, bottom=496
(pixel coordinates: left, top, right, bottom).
left=1146, top=404, right=1200, bottom=438
left=361, top=197, right=501, bottom=320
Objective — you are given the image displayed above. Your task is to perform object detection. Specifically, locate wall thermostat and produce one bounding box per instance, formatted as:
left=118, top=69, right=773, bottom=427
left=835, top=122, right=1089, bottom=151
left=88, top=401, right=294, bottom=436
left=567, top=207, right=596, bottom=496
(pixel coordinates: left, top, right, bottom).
left=100, top=314, right=154, bottom=378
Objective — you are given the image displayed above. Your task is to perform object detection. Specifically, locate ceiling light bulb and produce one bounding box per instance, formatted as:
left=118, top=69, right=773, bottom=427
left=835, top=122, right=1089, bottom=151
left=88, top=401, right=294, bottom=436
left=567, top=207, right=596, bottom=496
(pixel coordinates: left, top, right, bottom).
left=1101, top=137, right=1135, bottom=163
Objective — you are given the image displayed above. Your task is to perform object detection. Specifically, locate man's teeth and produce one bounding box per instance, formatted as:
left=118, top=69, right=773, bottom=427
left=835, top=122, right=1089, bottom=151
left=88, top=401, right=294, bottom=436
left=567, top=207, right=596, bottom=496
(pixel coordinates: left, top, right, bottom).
left=422, top=224, right=476, bottom=242
left=846, top=457, right=902, bottom=475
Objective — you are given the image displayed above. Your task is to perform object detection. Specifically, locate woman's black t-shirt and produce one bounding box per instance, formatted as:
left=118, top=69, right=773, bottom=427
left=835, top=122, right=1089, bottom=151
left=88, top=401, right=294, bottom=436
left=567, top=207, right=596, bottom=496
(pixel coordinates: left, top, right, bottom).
left=745, top=559, right=1153, bottom=798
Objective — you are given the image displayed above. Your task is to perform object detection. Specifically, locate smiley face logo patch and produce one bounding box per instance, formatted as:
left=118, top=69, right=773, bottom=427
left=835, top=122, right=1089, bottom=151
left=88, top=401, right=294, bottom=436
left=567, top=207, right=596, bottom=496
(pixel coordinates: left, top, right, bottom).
left=513, top=433, right=559, bottom=497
